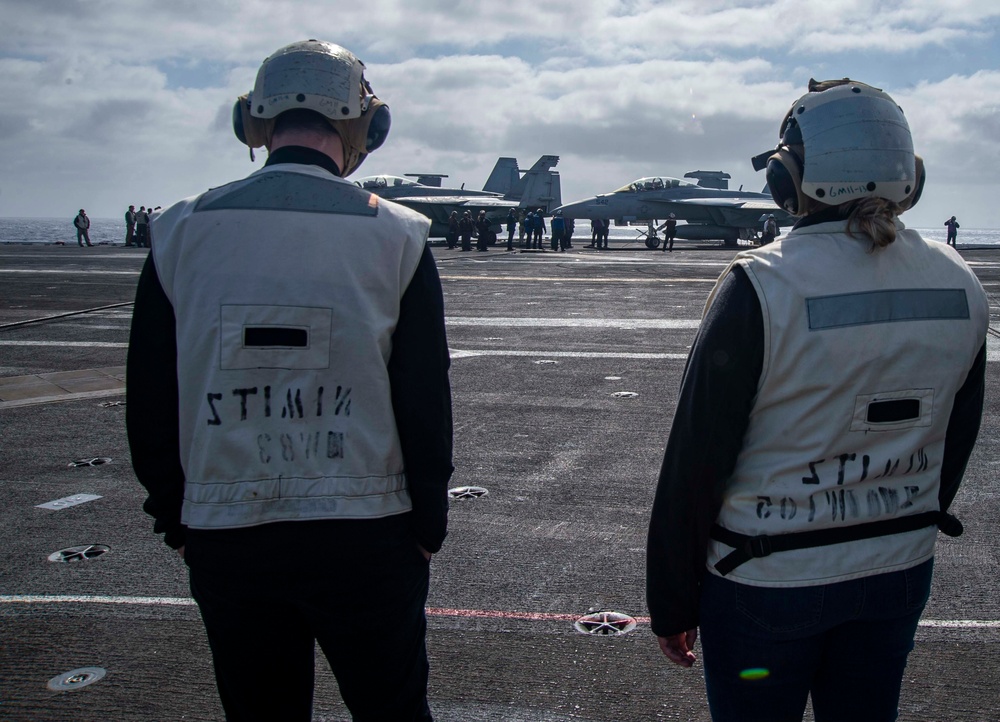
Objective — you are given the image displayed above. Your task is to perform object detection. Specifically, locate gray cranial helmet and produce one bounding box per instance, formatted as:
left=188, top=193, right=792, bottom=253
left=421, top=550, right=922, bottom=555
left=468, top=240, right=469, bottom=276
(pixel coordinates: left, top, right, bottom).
left=234, top=39, right=391, bottom=175
left=250, top=40, right=368, bottom=121
left=795, top=81, right=915, bottom=205
left=753, top=79, right=924, bottom=215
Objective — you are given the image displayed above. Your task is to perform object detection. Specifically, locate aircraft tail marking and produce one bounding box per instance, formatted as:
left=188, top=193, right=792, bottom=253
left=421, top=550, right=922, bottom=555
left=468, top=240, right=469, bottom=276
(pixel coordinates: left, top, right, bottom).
left=482, top=158, right=521, bottom=194
left=507, top=155, right=561, bottom=212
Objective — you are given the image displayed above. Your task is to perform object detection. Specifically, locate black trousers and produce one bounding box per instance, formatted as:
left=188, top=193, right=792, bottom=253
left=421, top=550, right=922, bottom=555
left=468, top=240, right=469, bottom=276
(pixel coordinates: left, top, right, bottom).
left=187, top=517, right=433, bottom=722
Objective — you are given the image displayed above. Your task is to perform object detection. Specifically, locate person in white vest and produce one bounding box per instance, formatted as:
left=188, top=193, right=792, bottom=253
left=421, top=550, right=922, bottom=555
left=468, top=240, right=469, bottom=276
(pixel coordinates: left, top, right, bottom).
left=646, top=78, right=988, bottom=722
left=126, top=39, right=453, bottom=721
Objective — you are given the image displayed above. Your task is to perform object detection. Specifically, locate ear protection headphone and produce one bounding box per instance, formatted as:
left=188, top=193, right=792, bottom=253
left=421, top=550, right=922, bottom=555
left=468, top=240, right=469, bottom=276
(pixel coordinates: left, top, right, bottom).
left=231, top=94, right=263, bottom=151
left=757, top=136, right=925, bottom=216
left=752, top=111, right=811, bottom=216
left=327, top=80, right=391, bottom=175
left=899, top=155, right=925, bottom=211
left=764, top=147, right=806, bottom=215
left=357, top=78, right=391, bottom=153
left=763, top=150, right=926, bottom=216
left=231, top=90, right=391, bottom=169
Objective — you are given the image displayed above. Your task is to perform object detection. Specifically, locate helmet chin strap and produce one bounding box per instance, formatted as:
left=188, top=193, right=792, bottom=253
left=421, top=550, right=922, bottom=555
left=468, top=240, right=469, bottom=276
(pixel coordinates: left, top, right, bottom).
left=329, top=122, right=365, bottom=177
left=235, top=94, right=275, bottom=159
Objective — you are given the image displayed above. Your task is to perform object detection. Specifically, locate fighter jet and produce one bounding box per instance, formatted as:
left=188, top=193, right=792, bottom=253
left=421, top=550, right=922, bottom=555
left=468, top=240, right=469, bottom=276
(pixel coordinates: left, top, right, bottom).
left=356, top=156, right=561, bottom=237
left=553, top=170, right=791, bottom=247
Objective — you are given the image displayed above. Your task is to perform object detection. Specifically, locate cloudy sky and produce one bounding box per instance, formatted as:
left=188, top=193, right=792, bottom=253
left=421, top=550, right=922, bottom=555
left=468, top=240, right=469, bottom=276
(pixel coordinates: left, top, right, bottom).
left=3, top=0, right=999, bottom=228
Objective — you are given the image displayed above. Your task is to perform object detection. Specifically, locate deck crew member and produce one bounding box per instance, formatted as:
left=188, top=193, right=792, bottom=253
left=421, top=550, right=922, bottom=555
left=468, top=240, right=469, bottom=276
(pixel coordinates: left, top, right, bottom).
left=647, top=78, right=988, bottom=722
left=127, top=39, right=453, bottom=722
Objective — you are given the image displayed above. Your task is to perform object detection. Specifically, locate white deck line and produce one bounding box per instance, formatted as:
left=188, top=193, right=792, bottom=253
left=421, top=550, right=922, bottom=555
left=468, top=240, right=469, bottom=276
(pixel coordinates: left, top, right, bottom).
left=1, top=595, right=996, bottom=630
left=0, top=269, right=140, bottom=275
left=0, top=340, right=128, bottom=348
left=449, top=349, right=689, bottom=360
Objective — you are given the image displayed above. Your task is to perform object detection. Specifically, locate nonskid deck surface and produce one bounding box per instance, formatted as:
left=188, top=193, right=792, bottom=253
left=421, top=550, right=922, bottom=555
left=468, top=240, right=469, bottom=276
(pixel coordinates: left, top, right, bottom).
left=2, top=243, right=999, bottom=721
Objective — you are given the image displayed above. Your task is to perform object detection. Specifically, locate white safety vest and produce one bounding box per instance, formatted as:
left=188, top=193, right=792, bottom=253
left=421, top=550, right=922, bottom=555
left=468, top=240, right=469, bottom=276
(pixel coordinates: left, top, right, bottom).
left=706, top=220, right=988, bottom=586
left=151, top=163, right=430, bottom=530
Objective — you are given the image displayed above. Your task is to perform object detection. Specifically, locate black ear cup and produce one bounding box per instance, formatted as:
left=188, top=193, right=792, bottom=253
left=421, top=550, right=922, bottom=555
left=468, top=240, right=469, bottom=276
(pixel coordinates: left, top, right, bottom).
left=366, top=104, right=391, bottom=152
left=230, top=93, right=271, bottom=153
left=232, top=97, right=248, bottom=145
left=765, top=148, right=805, bottom=215
left=900, top=155, right=925, bottom=211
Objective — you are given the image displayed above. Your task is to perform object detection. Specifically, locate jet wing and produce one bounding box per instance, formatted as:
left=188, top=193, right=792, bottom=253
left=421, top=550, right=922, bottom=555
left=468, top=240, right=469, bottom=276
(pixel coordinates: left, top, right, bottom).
left=389, top=195, right=519, bottom=232
left=646, top=197, right=788, bottom=227
left=392, top=195, right=516, bottom=208
left=392, top=195, right=494, bottom=206
left=464, top=198, right=520, bottom=208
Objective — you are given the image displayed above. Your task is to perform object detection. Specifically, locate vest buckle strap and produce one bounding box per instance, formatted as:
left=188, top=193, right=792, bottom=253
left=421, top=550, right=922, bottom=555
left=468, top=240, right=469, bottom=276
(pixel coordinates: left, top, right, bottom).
left=747, top=535, right=772, bottom=560
left=710, top=510, right=955, bottom=577
left=712, top=532, right=773, bottom=576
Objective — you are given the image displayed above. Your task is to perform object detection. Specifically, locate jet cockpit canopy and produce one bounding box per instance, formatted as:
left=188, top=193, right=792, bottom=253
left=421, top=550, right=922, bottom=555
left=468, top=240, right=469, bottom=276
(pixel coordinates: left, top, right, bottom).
left=612, top=177, right=700, bottom=193
left=356, top=175, right=424, bottom=190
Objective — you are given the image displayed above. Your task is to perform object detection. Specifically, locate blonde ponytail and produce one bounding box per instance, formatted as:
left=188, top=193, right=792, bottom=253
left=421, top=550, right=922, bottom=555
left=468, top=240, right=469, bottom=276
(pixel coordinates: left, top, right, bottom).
left=846, top=197, right=902, bottom=249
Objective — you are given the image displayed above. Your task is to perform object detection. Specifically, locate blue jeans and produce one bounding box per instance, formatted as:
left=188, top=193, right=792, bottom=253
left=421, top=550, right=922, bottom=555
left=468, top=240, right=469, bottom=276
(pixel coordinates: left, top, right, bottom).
left=698, top=558, right=933, bottom=722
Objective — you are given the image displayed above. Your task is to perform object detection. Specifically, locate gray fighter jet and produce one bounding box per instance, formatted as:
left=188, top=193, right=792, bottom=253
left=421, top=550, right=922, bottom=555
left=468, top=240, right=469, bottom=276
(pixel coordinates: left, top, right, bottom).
left=356, top=156, right=561, bottom=237
left=553, top=170, right=791, bottom=247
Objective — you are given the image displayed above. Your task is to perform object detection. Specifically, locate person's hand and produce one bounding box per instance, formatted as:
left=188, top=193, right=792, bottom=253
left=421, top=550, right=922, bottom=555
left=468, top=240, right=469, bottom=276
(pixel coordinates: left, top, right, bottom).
left=176, top=545, right=185, bottom=559
left=418, top=545, right=432, bottom=561
left=657, top=629, right=698, bottom=667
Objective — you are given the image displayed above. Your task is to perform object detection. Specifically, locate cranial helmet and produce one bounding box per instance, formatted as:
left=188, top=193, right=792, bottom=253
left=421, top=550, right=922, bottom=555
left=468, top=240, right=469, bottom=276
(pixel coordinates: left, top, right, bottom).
left=751, top=78, right=924, bottom=216
left=232, top=39, right=391, bottom=176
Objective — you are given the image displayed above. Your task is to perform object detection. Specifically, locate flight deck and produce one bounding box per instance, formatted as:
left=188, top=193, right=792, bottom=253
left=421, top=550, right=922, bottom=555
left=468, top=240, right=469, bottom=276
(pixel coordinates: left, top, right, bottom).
left=2, top=241, right=999, bottom=721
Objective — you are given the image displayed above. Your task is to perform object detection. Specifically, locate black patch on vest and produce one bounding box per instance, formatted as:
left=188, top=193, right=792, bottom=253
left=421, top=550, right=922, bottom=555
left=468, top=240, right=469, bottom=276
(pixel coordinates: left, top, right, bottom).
left=195, top=172, right=378, bottom=216
left=866, top=398, right=920, bottom=424
left=244, top=327, right=308, bottom=348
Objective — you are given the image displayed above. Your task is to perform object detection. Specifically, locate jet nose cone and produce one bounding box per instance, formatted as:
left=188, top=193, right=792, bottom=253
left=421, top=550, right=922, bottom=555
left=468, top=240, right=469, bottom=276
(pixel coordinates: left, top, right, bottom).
left=552, top=198, right=597, bottom=219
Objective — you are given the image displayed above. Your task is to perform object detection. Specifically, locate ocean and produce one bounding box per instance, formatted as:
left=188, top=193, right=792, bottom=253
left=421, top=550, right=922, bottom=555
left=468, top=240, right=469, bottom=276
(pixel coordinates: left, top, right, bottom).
left=1, top=216, right=997, bottom=247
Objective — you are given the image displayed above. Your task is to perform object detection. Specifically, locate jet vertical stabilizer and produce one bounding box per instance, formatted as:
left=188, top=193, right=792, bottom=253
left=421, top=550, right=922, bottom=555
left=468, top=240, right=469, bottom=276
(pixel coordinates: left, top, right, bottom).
left=482, top=158, right=521, bottom=195
left=361, top=155, right=561, bottom=236
left=405, top=173, right=448, bottom=188
left=684, top=171, right=732, bottom=190
left=506, top=155, right=561, bottom=213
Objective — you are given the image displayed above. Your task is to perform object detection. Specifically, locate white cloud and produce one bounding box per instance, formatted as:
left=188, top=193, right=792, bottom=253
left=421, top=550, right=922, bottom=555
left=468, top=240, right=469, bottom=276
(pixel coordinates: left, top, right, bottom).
left=1, top=0, right=998, bottom=228
left=896, top=71, right=1000, bottom=184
